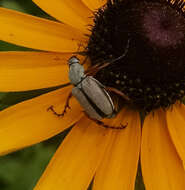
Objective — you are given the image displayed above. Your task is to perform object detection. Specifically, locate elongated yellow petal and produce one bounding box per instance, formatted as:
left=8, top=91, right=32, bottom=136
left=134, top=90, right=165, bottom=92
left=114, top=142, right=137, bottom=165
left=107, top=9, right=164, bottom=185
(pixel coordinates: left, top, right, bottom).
left=141, top=109, right=185, bottom=190
left=93, top=109, right=141, bottom=190
left=33, top=0, right=93, bottom=33
left=34, top=118, right=112, bottom=190
left=0, top=86, right=83, bottom=155
left=0, top=7, right=87, bottom=52
left=0, top=52, right=71, bottom=91
left=166, top=103, right=185, bottom=168
left=82, top=0, right=107, bottom=10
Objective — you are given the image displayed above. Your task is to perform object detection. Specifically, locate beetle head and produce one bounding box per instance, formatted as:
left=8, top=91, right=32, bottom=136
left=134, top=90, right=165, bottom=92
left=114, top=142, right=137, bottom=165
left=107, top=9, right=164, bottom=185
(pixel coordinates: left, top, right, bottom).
left=68, top=56, right=80, bottom=66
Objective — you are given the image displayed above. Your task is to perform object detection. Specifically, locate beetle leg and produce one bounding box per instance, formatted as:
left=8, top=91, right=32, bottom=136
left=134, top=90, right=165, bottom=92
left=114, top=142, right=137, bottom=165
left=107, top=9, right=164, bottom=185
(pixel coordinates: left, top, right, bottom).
left=85, top=62, right=110, bottom=76
left=47, top=105, right=65, bottom=117
left=99, top=121, right=128, bottom=130
left=105, top=87, right=131, bottom=102
left=47, top=92, right=73, bottom=117
left=64, top=92, right=73, bottom=110
left=83, top=112, right=127, bottom=130
left=81, top=55, right=88, bottom=65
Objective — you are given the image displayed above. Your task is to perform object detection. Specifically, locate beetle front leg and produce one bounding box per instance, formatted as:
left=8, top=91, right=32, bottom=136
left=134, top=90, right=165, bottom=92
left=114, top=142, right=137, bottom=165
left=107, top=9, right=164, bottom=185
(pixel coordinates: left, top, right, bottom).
left=85, top=61, right=111, bottom=76
left=83, top=112, right=127, bottom=130
left=47, top=92, right=73, bottom=117
left=81, top=55, right=88, bottom=65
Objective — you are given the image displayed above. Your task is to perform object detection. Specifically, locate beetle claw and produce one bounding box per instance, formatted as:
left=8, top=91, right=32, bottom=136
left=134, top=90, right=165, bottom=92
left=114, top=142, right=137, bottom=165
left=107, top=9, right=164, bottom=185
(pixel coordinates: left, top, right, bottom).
left=119, top=122, right=128, bottom=129
left=66, top=104, right=71, bottom=109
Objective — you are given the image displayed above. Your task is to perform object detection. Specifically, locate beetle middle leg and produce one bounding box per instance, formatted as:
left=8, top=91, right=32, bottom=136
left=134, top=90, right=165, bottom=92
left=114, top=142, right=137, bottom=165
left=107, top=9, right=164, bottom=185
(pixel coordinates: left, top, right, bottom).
left=83, top=112, right=127, bottom=130
left=105, top=87, right=131, bottom=102
left=47, top=92, right=73, bottom=117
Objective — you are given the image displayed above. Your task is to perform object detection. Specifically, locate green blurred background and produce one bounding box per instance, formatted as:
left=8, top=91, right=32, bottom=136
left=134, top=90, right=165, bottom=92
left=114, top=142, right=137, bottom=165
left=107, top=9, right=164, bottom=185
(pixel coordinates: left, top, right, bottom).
left=0, top=1, right=145, bottom=189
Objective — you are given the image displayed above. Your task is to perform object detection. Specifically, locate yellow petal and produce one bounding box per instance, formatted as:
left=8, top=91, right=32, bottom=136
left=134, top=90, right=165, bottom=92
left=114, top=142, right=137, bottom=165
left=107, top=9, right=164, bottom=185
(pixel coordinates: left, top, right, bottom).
left=166, top=102, right=185, bottom=168
left=0, top=7, right=87, bottom=52
left=33, top=0, right=93, bottom=33
left=34, top=117, right=112, bottom=190
left=93, top=109, right=141, bottom=190
left=0, top=86, right=83, bottom=155
left=0, top=52, right=71, bottom=91
left=82, top=0, right=107, bottom=10
left=141, top=109, right=185, bottom=190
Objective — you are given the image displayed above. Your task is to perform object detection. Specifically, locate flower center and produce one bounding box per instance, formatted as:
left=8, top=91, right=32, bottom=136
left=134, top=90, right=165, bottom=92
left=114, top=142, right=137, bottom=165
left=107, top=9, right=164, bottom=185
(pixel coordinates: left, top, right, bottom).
left=86, top=0, right=185, bottom=113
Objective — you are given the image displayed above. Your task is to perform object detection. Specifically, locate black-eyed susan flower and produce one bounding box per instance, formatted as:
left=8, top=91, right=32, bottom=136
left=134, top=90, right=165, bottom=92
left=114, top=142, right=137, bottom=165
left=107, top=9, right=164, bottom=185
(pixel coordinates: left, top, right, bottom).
left=0, top=0, right=185, bottom=189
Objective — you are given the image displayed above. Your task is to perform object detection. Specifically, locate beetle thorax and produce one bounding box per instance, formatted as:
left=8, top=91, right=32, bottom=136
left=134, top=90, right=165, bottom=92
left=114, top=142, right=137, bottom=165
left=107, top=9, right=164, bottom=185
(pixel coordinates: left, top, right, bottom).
left=69, top=63, right=85, bottom=85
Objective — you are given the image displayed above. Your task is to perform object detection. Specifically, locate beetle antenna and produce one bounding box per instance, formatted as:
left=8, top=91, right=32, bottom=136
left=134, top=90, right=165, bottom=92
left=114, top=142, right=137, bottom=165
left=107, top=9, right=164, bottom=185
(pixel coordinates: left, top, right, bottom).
left=109, top=38, right=130, bottom=65
left=85, top=38, right=130, bottom=75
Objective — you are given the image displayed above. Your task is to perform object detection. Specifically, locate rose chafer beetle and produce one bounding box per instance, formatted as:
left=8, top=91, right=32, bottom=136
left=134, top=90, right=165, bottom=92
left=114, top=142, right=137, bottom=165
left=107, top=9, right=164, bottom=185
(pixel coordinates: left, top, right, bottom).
left=69, top=56, right=115, bottom=120
left=48, top=40, right=130, bottom=129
